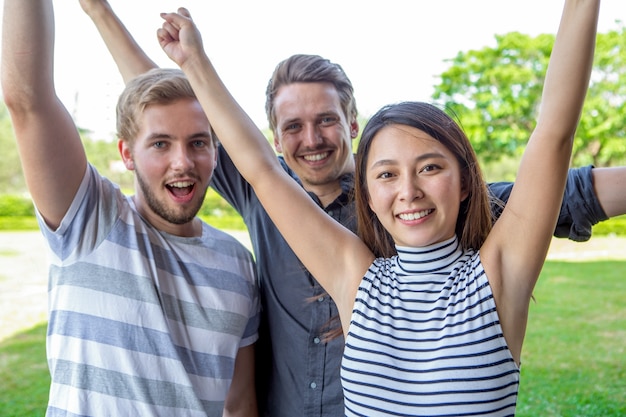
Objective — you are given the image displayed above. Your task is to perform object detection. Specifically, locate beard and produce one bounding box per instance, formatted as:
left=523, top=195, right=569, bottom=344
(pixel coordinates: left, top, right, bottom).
left=135, top=168, right=207, bottom=225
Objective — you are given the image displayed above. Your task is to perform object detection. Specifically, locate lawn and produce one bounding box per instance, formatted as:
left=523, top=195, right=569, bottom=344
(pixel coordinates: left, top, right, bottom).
left=1, top=260, right=624, bottom=416
left=517, top=260, right=626, bottom=416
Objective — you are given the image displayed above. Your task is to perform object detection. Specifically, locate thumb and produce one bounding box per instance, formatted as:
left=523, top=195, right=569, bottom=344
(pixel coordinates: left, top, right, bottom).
left=178, top=7, right=192, bottom=19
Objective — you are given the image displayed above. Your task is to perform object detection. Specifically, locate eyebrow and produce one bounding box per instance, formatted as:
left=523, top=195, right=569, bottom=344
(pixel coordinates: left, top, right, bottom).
left=369, top=152, right=446, bottom=169
left=146, top=131, right=212, bottom=141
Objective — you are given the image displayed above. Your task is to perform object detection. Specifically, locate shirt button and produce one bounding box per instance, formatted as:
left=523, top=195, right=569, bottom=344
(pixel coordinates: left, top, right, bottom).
left=313, top=337, right=321, bottom=344
left=317, top=296, right=325, bottom=302
left=310, top=382, right=317, bottom=389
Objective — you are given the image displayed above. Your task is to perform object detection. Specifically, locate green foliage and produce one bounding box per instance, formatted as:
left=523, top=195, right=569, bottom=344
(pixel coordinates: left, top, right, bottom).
left=433, top=26, right=626, bottom=167
left=0, top=216, right=39, bottom=231
left=0, top=191, right=246, bottom=231
left=198, top=188, right=246, bottom=230
left=0, top=194, right=34, bottom=217
left=592, top=214, right=626, bottom=236
left=0, top=104, right=26, bottom=193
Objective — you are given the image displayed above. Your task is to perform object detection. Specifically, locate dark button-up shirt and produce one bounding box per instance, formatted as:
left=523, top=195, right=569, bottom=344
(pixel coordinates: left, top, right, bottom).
left=211, top=146, right=606, bottom=417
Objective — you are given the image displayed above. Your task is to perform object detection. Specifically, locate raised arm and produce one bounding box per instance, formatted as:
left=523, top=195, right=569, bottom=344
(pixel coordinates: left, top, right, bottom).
left=79, top=0, right=157, bottom=83
left=1, top=0, right=87, bottom=229
left=488, top=164, right=622, bottom=242
left=157, top=9, right=374, bottom=331
left=482, top=0, right=599, bottom=361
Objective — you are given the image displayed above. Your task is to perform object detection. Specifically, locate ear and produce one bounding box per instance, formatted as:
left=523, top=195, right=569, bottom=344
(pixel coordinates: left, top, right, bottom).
left=273, top=133, right=283, bottom=154
left=118, top=139, right=135, bottom=171
left=349, top=118, right=359, bottom=139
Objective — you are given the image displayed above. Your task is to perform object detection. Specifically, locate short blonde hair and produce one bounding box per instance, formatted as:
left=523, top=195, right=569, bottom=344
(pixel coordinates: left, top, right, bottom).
left=116, top=68, right=216, bottom=144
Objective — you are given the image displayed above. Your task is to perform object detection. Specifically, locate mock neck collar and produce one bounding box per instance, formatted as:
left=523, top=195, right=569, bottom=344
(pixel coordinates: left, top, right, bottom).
left=395, top=236, right=464, bottom=274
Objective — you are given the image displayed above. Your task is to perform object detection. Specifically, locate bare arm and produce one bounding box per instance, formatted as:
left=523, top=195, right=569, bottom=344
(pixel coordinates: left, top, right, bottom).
left=1, top=0, right=87, bottom=229
left=79, top=0, right=157, bottom=83
left=157, top=9, right=374, bottom=332
left=223, top=345, right=258, bottom=417
left=592, top=166, right=626, bottom=218
left=481, top=0, right=599, bottom=363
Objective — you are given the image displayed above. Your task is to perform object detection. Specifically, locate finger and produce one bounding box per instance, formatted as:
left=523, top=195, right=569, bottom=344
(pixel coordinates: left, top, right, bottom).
left=160, top=10, right=192, bottom=30
left=177, top=7, right=192, bottom=19
left=156, top=27, right=174, bottom=44
left=160, top=20, right=180, bottom=41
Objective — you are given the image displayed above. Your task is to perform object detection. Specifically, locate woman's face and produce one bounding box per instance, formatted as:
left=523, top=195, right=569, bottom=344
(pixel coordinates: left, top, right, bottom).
left=365, top=124, right=468, bottom=248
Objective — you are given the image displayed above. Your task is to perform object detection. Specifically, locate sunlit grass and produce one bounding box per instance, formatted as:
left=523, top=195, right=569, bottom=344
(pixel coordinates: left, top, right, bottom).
left=517, top=260, right=626, bottom=416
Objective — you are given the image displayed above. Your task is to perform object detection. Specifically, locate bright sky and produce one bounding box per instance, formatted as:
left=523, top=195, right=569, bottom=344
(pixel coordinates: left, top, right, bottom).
left=1, top=0, right=624, bottom=139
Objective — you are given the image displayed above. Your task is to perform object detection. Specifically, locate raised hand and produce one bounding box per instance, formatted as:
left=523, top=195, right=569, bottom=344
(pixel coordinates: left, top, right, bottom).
left=158, top=8, right=205, bottom=70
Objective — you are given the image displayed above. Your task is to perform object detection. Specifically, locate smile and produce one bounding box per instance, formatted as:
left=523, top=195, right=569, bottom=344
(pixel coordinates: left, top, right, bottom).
left=398, top=209, right=433, bottom=221
left=166, top=180, right=195, bottom=198
left=303, top=152, right=329, bottom=162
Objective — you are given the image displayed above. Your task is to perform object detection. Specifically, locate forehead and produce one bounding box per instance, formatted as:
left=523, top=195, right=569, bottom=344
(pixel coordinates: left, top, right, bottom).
left=138, top=99, right=210, bottom=135
left=368, top=124, right=455, bottom=162
left=273, top=82, right=344, bottom=122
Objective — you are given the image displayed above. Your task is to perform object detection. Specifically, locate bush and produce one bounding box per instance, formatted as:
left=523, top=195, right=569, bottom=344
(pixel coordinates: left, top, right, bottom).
left=592, top=214, right=626, bottom=236
left=0, top=194, right=35, bottom=217
left=0, top=192, right=246, bottom=231
left=0, top=192, right=621, bottom=236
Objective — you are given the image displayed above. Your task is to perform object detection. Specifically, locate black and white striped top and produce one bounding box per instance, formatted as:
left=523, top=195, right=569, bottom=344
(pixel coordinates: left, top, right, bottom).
left=341, top=236, right=519, bottom=416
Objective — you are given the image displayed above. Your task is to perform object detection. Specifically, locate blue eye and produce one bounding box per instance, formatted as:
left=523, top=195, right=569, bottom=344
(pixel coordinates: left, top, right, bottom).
left=320, top=116, right=338, bottom=126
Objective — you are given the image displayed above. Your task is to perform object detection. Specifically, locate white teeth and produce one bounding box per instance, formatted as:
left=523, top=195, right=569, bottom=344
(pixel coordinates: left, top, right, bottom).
left=398, top=210, right=431, bottom=221
left=303, top=152, right=329, bottom=162
left=169, top=181, right=194, bottom=188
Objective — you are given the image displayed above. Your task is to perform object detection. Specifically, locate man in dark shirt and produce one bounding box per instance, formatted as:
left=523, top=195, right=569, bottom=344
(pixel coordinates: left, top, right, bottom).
left=79, top=2, right=626, bottom=415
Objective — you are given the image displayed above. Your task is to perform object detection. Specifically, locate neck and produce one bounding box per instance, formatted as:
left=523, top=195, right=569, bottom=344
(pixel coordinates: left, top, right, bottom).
left=304, top=182, right=343, bottom=208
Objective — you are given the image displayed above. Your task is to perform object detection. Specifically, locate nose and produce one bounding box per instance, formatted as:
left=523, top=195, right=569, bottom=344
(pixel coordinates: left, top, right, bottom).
left=398, top=173, right=424, bottom=202
left=171, top=144, right=195, bottom=171
left=302, top=124, right=323, bottom=148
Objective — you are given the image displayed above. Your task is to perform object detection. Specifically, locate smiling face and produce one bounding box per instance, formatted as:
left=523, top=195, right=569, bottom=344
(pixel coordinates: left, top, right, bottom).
left=272, top=82, right=358, bottom=205
left=119, top=98, right=217, bottom=236
left=365, top=124, right=468, bottom=248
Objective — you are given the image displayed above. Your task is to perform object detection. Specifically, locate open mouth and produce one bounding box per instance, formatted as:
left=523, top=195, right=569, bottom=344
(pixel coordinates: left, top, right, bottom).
left=166, top=180, right=195, bottom=199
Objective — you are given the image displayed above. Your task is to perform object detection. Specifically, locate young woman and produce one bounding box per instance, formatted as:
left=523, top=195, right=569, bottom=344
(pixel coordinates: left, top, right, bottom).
left=157, top=1, right=600, bottom=415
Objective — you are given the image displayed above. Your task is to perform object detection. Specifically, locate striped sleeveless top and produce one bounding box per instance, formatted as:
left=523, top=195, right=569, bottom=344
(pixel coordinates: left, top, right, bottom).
left=341, top=237, right=519, bottom=416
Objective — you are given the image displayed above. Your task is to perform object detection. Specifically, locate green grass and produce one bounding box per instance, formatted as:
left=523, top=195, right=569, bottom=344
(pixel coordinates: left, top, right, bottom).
left=0, top=324, right=49, bottom=416
left=517, top=260, right=626, bottom=416
left=0, top=260, right=624, bottom=415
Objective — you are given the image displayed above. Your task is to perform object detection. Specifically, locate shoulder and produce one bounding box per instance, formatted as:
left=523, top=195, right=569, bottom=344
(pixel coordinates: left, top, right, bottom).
left=201, top=224, right=254, bottom=260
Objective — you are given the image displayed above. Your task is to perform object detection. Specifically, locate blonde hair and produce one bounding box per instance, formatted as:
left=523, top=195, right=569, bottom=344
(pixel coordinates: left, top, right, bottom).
left=116, top=68, right=216, bottom=144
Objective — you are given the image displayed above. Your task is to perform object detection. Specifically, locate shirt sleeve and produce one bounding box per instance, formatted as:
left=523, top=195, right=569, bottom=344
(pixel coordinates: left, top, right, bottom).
left=487, top=165, right=608, bottom=242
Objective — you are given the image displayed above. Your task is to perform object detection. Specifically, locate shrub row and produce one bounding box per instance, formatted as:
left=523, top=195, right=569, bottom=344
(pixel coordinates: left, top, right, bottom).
left=0, top=194, right=624, bottom=235
left=0, top=192, right=246, bottom=231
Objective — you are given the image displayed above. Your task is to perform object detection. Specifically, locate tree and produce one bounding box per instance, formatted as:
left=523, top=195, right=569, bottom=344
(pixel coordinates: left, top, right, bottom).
left=433, top=25, right=626, bottom=167
left=0, top=102, right=131, bottom=194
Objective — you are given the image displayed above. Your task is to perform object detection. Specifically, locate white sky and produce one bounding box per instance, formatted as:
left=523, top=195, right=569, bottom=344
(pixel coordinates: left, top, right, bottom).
left=1, top=0, right=625, bottom=139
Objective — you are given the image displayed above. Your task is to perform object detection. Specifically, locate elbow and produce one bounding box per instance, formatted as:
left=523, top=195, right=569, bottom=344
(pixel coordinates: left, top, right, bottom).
left=1, top=75, right=54, bottom=119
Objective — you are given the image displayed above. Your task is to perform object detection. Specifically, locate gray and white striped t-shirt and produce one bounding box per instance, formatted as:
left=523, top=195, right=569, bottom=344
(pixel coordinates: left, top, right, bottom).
left=39, top=165, right=259, bottom=417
